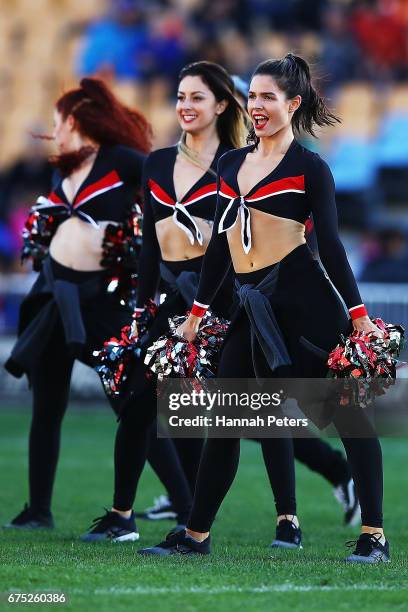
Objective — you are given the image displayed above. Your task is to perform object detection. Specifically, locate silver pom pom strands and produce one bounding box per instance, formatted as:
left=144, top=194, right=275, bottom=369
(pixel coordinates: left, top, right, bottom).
left=145, top=312, right=230, bottom=380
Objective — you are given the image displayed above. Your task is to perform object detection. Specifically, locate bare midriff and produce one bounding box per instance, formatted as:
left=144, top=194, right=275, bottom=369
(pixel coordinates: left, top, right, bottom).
left=227, top=207, right=306, bottom=272
left=49, top=217, right=116, bottom=271
left=155, top=216, right=213, bottom=261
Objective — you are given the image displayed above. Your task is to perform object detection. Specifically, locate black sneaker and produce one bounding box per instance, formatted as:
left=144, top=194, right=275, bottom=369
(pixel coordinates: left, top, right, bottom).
left=345, top=532, right=390, bottom=564
left=80, top=509, right=139, bottom=542
left=138, top=528, right=210, bottom=556
left=3, top=504, right=54, bottom=529
left=135, top=495, right=177, bottom=521
left=271, top=519, right=302, bottom=549
left=333, top=478, right=361, bottom=526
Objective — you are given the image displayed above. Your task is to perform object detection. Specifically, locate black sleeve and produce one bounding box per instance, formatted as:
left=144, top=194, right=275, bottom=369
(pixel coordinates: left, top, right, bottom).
left=307, top=155, right=362, bottom=310
left=136, top=155, right=162, bottom=308
left=114, top=145, right=145, bottom=188
left=194, top=156, right=232, bottom=307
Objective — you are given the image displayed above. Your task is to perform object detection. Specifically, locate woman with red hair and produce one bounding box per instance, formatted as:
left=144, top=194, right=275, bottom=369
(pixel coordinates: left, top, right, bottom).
left=4, top=78, right=152, bottom=541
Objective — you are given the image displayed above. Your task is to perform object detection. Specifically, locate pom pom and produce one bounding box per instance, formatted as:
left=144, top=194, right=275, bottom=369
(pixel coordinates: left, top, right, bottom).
left=144, top=311, right=230, bottom=381
left=21, top=210, right=62, bottom=270
left=101, top=202, right=143, bottom=310
left=93, top=299, right=157, bottom=397
left=327, top=318, right=405, bottom=408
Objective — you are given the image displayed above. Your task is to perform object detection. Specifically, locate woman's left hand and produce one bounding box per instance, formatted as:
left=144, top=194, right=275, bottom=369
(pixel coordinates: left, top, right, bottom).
left=352, top=315, right=384, bottom=338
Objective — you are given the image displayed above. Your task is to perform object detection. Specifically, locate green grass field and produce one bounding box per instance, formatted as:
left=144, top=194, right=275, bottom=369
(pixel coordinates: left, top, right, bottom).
left=0, top=406, right=407, bottom=612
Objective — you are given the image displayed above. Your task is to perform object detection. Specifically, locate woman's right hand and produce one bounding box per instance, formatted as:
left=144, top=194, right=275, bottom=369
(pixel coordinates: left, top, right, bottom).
left=176, top=314, right=202, bottom=343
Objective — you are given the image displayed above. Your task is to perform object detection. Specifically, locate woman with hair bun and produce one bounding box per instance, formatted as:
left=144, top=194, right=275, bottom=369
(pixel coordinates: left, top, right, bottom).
left=140, top=54, right=389, bottom=563
left=4, top=78, right=152, bottom=541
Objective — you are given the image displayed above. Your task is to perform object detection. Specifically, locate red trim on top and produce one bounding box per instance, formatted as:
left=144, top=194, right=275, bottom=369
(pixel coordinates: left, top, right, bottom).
left=184, top=183, right=217, bottom=204
left=149, top=179, right=218, bottom=207
left=148, top=179, right=175, bottom=206
left=219, top=178, right=238, bottom=199
left=349, top=305, right=368, bottom=320
left=48, top=191, right=65, bottom=205
left=75, top=170, right=122, bottom=207
left=248, top=175, right=305, bottom=200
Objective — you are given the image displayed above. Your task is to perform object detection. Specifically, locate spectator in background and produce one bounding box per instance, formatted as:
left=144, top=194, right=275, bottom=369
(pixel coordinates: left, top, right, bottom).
left=218, top=29, right=256, bottom=80
left=136, top=6, right=187, bottom=88
left=0, top=130, right=52, bottom=223
left=0, top=223, right=16, bottom=272
left=291, top=0, right=329, bottom=32
left=351, top=0, right=408, bottom=81
left=359, top=227, right=408, bottom=283
left=0, top=130, right=52, bottom=271
left=75, top=0, right=150, bottom=81
left=190, top=0, right=252, bottom=39
left=249, top=0, right=295, bottom=30
left=318, top=3, right=362, bottom=94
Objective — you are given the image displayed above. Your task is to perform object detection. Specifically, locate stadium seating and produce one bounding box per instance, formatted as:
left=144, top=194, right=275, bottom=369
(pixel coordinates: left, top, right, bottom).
left=376, top=90, right=408, bottom=202
left=0, top=0, right=104, bottom=167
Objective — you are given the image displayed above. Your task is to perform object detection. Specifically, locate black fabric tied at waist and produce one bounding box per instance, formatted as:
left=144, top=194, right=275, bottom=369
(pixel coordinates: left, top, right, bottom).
left=235, top=263, right=292, bottom=377
left=159, top=262, right=200, bottom=307
left=5, top=257, right=103, bottom=378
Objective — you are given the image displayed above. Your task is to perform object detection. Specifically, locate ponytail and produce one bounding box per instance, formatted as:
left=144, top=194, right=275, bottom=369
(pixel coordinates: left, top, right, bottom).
left=49, top=77, right=152, bottom=175
left=56, top=77, right=152, bottom=153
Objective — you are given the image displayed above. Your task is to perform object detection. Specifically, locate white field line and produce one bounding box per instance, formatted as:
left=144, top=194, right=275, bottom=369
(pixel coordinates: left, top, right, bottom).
left=63, top=584, right=407, bottom=596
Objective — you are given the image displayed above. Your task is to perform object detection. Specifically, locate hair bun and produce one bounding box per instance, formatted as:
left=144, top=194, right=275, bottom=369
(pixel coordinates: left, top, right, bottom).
left=79, top=77, right=113, bottom=107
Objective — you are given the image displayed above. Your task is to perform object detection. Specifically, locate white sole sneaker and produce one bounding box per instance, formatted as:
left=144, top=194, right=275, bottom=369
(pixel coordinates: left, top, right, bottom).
left=113, top=532, right=140, bottom=543
left=146, top=511, right=177, bottom=520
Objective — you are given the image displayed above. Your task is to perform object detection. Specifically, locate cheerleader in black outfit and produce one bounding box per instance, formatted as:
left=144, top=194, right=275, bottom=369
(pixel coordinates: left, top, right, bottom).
left=140, top=55, right=389, bottom=563
left=132, top=62, right=308, bottom=545
left=126, top=61, right=245, bottom=526
left=4, top=79, right=152, bottom=542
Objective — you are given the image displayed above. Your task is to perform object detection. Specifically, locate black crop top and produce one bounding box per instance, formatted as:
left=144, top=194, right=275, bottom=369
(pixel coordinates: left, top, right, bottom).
left=136, top=143, right=229, bottom=307
left=33, top=144, right=145, bottom=227
left=193, top=139, right=363, bottom=312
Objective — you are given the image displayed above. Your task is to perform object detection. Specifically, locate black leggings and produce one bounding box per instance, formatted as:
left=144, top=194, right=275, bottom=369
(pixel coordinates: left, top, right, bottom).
left=188, top=254, right=383, bottom=531
left=27, top=260, right=159, bottom=514
left=188, top=311, right=296, bottom=532
left=291, top=437, right=350, bottom=487
left=147, top=428, right=203, bottom=495
left=140, top=255, right=229, bottom=514
left=28, top=316, right=159, bottom=513
left=144, top=425, right=349, bottom=528
left=146, top=424, right=193, bottom=523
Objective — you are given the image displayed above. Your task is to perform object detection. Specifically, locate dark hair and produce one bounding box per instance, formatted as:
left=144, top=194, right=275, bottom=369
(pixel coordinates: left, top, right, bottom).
left=178, top=61, right=245, bottom=149
left=248, top=53, right=340, bottom=144
left=50, top=78, right=152, bottom=175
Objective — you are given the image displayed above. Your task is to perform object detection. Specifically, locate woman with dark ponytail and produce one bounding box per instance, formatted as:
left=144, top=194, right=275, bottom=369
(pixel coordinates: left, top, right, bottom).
left=140, top=54, right=389, bottom=564
left=4, top=78, right=152, bottom=541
